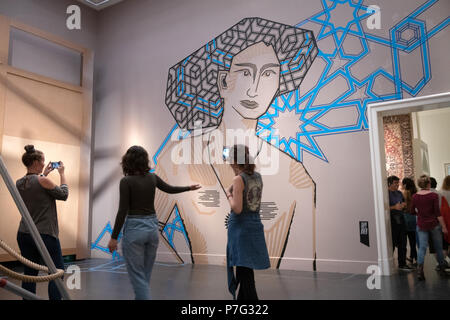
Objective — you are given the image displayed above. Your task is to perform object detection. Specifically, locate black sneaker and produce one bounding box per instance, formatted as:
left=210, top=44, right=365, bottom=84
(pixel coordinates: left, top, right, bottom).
left=437, top=263, right=450, bottom=273
left=398, top=265, right=414, bottom=271
left=436, top=260, right=450, bottom=271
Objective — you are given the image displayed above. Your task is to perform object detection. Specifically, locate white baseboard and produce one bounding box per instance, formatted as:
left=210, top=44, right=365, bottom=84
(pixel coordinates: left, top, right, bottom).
left=314, top=258, right=380, bottom=274
left=92, top=249, right=379, bottom=275
left=156, top=251, right=227, bottom=266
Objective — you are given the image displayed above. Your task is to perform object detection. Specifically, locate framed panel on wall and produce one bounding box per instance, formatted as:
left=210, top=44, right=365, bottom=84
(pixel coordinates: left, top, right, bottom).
left=445, top=163, right=450, bottom=176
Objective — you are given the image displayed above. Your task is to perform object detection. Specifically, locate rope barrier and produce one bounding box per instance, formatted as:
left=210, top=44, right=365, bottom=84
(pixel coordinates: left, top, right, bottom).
left=0, top=239, right=64, bottom=283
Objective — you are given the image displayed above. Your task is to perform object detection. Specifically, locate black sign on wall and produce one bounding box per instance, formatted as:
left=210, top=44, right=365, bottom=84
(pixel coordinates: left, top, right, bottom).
left=360, top=221, right=369, bottom=247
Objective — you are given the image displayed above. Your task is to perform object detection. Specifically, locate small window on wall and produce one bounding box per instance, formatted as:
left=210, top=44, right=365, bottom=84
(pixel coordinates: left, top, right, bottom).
left=8, top=27, right=82, bottom=86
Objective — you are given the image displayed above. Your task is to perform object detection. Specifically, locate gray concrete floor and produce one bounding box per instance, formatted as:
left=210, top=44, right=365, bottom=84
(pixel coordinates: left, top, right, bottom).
left=1, top=254, right=449, bottom=300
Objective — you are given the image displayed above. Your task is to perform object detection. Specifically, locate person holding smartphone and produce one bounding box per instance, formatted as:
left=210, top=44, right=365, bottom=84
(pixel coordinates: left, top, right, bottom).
left=16, top=145, right=68, bottom=300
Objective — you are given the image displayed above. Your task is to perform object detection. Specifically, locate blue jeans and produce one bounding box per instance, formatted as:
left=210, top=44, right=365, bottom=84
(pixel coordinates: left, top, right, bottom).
left=16, top=232, right=65, bottom=300
left=417, top=225, right=445, bottom=265
left=122, top=215, right=159, bottom=300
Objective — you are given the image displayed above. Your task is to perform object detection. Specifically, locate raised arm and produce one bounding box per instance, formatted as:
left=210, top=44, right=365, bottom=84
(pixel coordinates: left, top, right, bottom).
left=38, top=176, right=68, bottom=201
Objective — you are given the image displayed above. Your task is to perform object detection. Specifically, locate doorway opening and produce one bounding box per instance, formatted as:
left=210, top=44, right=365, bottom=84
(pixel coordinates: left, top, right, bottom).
left=368, top=92, right=450, bottom=275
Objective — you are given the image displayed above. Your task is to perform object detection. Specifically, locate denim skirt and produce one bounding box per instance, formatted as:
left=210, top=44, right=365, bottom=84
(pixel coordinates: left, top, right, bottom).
left=226, top=211, right=270, bottom=299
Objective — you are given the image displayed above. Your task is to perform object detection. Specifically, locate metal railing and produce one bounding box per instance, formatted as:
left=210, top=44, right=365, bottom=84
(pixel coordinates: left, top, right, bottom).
left=0, top=277, right=44, bottom=300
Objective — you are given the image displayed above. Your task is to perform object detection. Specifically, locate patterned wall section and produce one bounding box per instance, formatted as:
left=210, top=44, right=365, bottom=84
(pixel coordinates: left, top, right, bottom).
left=383, top=114, right=415, bottom=181
left=91, top=0, right=449, bottom=271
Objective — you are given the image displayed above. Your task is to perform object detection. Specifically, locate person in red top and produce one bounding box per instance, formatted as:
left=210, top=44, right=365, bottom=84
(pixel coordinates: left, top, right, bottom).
left=440, top=176, right=450, bottom=261
left=411, top=175, right=448, bottom=280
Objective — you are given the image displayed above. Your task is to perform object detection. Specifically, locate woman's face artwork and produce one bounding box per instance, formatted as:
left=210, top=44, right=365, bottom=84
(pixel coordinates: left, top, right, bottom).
left=218, top=42, right=280, bottom=120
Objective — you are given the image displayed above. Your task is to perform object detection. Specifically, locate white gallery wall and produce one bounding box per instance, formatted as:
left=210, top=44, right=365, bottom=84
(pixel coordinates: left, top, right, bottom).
left=1, top=0, right=449, bottom=274
left=90, top=0, right=450, bottom=274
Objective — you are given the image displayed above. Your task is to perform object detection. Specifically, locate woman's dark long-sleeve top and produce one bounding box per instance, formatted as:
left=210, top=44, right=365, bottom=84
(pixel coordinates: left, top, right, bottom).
left=111, top=173, right=190, bottom=239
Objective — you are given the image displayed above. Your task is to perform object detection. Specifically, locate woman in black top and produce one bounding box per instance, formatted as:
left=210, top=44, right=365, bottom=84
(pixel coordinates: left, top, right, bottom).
left=16, top=145, right=69, bottom=300
left=108, top=145, right=200, bottom=300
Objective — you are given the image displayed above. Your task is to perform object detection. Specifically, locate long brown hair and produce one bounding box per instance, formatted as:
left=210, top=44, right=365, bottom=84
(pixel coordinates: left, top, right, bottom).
left=231, top=144, right=255, bottom=175
left=21, top=145, right=44, bottom=168
left=402, top=177, right=417, bottom=213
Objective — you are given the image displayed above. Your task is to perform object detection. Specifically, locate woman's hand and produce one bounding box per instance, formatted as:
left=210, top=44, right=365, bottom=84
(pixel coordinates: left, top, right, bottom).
left=43, top=162, right=53, bottom=176
left=190, top=184, right=201, bottom=191
left=57, top=161, right=65, bottom=175
left=108, top=238, right=118, bottom=253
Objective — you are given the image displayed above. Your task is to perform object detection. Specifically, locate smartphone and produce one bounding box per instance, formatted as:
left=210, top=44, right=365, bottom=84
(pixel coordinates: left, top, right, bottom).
left=223, top=147, right=230, bottom=161
left=51, top=161, right=61, bottom=169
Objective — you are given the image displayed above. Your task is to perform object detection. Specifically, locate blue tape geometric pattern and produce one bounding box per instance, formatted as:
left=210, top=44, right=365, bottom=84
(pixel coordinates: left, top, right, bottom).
left=91, top=222, right=122, bottom=260
left=256, top=0, right=449, bottom=163
left=160, top=204, right=191, bottom=264
left=94, top=1, right=449, bottom=258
